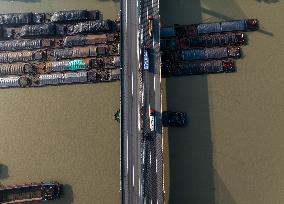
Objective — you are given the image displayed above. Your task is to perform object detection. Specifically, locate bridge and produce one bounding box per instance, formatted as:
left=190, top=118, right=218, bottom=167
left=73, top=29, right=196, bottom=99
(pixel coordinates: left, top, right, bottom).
left=120, top=0, right=164, bottom=203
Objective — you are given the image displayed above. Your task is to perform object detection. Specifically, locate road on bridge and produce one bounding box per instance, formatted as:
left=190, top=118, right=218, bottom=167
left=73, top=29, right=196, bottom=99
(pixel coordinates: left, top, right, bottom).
left=120, top=0, right=143, bottom=203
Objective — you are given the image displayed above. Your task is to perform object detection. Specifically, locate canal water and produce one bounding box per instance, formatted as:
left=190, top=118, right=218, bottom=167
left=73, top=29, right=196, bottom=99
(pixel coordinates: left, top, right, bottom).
left=0, top=1, right=120, bottom=204
left=161, top=0, right=284, bottom=204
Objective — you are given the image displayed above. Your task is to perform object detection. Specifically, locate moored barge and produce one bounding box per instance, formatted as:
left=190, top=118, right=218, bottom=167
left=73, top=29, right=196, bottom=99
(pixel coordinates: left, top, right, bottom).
left=161, top=19, right=259, bottom=38
left=0, top=181, right=60, bottom=204
left=162, top=59, right=235, bottom=77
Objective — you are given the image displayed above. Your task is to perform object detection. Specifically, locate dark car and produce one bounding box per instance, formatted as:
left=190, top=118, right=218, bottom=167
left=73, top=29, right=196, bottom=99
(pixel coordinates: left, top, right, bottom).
left=162, top=111, right=187, bottom=127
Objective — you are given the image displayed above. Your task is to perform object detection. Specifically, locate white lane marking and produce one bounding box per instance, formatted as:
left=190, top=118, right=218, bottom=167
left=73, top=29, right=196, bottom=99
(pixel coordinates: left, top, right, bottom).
left=154, top=75, right=156, bottom=91
left=131, top=73, right=134, bottom=95
left=151, top=199, right=153, bottom=204
left=126, top=133, right=128, bottom=172
left=156, top=157, right=158, bottom=173
left=150, top=151, right=152, bottom=165
left=139, top=178, right=141, bottom=196
left=133, top=165, right=135, bottom=186
left=138, top=108, right=141, bottom=131
left=125, top=0, right=127, bottom=25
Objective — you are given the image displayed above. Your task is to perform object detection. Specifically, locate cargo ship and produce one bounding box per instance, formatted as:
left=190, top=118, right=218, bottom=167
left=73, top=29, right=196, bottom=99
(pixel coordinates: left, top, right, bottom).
left=160, top=19, right=259, bottom=38
left=0, top=10, right=102, bottom=26
left=0, top=33, right=119, bottom=51
left=161, top=32, right=247, bottom=50
left=0, top=68, right=120, bottom=88
left=0, top=10, right=121, bottom=89
left=0, top=181, right=60, bottom=203
left=3, top=20, right=117, bottom=39
left=161, top=59, right=235, bottom=77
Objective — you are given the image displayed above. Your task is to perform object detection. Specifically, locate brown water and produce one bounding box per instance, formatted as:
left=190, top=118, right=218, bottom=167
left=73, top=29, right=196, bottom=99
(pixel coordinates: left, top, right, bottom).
left=0, top=1, right=120, bottom=204
left=161, top=0, right=284, bottom=204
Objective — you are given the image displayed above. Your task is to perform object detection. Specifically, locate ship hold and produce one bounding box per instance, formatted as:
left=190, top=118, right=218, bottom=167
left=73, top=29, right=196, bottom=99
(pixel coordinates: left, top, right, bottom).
left=20, top=24, right=56, bottom=37
left=174, top=19, right=259, bottom=37
left=0, top=39, right=50, bottom=51
left=162, top=59, right=235, bottom=77
left=0, top=181, right=61, bottom=203
left=67, top=20, right=115, bottom=35
left=0, top=50, right=44, bottom=63
left=180, top=46, right=241, bottom=61
left=0, top=63, right=35, bottom=76
left=50, top=10, right=101, bottom=23
left=0, top=13, right=33, bottom=25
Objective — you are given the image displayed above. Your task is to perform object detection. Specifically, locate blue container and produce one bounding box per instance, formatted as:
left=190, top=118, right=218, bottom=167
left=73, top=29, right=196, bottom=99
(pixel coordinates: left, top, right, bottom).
left=181, top=49, right=206, bottom=61
left=160, top=26, right=176, bottom=37
left=197, top=23, right=221, bottom=34
left=221, top=20, right=245, bottom=32
left=182, top=47, right=229, bottom=61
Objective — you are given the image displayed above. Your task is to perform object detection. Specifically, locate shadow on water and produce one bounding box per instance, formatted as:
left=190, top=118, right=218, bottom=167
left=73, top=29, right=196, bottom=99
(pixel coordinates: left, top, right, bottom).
left=214, top=171, right=237, bottom=204
left=98, top=0, right=119, bottom=2
left=256, top=0, right=279, bottom=3
left=0, top=0, right=41, bottom=2
left=0, top=164, right=9, bottom=180
left=201, top=0, right=273, bottom=36
left=161, top=0, right=215, bottom=203
left=49, top=184, right=74, bottom=204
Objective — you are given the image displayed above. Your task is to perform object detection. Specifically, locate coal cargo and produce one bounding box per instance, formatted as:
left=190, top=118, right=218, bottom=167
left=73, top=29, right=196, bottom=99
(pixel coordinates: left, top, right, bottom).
left=0, top=50, right=43, bottom=63
left=197, top=23, right=221, bottom=34
left=20, top=24, right=56, bottom=37
left=181, top=47, right=241, bottom=61
left=221, top=19, right=258, bottom=32
left=0, top=39, right=44, bottom=51
left=51, top=10, right=89, bottom=22
left=0, top=76, right=21, bottom=88
left=0, top=63, right=35, bottom=76
left=38, top=71, right=88, bottom=86
left=67, top=20, right=112, bottom=35
left=0, top=12, right=33, bottom=25
left=162, top=60, right=235, bottom=77
left=50, top=10, right=101, bottom=23
left=179, top=33, right=247, bottom=49
left=52, top=47, right=94, bottom=60
left=52, top=46, right=106, bottom=60
left=197, top=19, right=259, bottom=34
left=33, top=13, right=46, bottom=24
left=176, top=60, right=236, bottom=75
left=63, top=34, right=108, bottom=47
